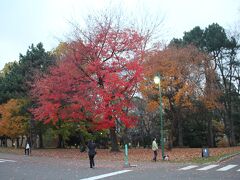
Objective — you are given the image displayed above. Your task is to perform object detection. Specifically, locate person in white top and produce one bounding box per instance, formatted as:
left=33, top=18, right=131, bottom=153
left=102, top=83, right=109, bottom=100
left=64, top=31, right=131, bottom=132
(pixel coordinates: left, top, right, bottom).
left=152, top=138, right=158, bottom=162
left=25, top=139, right=31, bottom=156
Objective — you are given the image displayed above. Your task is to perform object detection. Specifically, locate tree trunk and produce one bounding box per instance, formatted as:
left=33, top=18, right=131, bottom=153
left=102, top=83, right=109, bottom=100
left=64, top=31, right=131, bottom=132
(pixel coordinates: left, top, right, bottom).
left=178, top=118, right=183, bottom=147
left=20, top=136, right=24, bottom=147
left=168, top=122, right=174, bottom=150
left=16, top=138, right=20, bottom=148
left=229, top=127, right=236, bottom=146
left=31, top=133, right=37, bottom=149
left=139, top=116, right=145, bottom=148
left=228, top=110, right=236, bottom=146
left=207, top=118, right=214, bottom=147
left=11, top=139, right=14, bottom=147
left=225, top=108, right=236, bottom=146
left=79, top=131, right=86, bottom=151
left=39, top=131, right=44, bottom=148
left=109, top=127, right=120, bottom=151
left=122, top=128, right=130, bottom=145
left=57, top=134, right=65, bottom=148
left=4, top=137, right=7, bottom=147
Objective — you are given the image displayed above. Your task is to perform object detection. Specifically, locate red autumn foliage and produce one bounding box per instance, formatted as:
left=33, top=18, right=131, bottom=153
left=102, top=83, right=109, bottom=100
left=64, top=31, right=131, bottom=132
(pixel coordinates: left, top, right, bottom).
left=30, top=25, right=145, bottom=130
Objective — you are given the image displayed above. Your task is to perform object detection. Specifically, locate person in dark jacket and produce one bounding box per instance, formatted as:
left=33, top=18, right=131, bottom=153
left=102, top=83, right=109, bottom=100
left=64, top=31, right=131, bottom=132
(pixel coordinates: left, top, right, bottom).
left=87, top=140, right=96, bottom=168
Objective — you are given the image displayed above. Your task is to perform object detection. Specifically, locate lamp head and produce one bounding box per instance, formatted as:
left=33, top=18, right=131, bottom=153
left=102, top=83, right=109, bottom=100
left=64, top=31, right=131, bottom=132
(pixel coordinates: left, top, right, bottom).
left=154, top=75, right=160, bottom=84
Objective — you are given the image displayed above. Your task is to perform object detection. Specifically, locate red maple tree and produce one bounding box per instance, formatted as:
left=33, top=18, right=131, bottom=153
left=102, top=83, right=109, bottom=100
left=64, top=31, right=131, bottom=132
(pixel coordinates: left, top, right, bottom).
left=30, top=20, right=145, bottom=150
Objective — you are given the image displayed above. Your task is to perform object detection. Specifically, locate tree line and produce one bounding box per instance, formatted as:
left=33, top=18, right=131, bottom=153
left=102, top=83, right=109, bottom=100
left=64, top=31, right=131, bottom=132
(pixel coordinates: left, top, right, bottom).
left=0, top=15, right=239, bottom=151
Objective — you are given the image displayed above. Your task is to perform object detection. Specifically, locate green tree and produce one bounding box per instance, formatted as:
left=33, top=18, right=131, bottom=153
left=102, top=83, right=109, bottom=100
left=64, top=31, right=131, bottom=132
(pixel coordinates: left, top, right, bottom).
left=0, top=43, right=56, bottom=148
left=0, top=62, right=16, bottom=77
left=19, top=43, right=56, bottom=148
left=0, top=62, right=25, bottom=104
left=0, top=43, right=56, bottom=103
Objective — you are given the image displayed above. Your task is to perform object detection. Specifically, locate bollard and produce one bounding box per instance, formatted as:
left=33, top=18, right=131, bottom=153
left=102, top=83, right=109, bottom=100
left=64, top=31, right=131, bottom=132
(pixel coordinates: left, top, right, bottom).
left=202, top=148, right=209, bottom=157
left=124, top=144, right=129, bottom=167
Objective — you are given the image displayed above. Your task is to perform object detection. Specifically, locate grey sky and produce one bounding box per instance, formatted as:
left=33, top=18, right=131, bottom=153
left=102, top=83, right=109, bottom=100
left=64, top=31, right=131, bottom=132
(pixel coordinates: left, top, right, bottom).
left=0, top=0, right=239, bottom=69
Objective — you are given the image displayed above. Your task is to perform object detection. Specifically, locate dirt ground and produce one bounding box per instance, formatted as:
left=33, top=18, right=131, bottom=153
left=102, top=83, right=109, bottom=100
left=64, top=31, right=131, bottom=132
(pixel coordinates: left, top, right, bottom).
left=1, top=146, right=240, bottom=162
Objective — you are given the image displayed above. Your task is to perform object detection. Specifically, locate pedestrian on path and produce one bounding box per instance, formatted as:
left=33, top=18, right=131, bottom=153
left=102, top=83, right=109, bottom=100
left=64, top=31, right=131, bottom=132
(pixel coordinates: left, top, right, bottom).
left=152, top=138, right=158, bottom=162
left=25, top=139, right=31, bottom=156
left=87, top=140, right=96, bottom=168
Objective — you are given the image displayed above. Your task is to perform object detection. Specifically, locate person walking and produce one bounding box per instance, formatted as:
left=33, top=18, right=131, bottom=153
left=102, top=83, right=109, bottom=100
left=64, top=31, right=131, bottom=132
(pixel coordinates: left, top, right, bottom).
left=152, top=138, right=158, bottom=162
left=25, top=139, right=31, bottom=156
left=87, top=140, right=96, bottom=168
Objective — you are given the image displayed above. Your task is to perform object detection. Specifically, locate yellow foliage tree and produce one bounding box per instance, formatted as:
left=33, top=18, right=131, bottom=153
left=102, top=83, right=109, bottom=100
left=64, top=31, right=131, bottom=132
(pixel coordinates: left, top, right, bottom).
left=141, top=45, right=207, bottom=109
left=0, top=99, right=30, bottom=139
left=140, top=45, right=214, bottom=147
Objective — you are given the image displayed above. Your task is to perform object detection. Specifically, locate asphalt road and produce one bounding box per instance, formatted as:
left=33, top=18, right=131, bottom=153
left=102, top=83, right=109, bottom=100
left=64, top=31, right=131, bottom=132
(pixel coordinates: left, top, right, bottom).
left=0, top=152, right=239, bottom=180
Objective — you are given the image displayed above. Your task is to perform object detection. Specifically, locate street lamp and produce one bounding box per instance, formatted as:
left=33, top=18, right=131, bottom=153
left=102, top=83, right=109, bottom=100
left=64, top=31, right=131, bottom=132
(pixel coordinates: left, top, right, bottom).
left=154, top=73, right=164, bottom=160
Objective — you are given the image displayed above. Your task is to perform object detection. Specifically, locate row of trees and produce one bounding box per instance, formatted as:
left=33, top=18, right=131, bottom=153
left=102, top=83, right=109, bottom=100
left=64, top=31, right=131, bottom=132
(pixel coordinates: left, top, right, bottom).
left=139, top=23, right=240, bottom=148
left=0, top=14, right=239, bottom=150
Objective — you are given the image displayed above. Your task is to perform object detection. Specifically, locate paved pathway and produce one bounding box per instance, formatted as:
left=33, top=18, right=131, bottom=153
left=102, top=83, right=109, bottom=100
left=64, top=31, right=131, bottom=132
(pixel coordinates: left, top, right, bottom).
left=1, top=153, right=240, bottom=180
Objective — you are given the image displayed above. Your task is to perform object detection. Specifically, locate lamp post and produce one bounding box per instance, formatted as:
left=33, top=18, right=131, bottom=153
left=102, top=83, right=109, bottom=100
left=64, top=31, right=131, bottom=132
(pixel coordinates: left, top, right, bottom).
left=154, top=73, right=164, bottom=160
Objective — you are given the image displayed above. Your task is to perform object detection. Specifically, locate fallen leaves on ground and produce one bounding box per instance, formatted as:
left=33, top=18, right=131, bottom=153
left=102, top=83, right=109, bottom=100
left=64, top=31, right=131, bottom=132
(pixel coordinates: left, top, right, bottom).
left=1, top=146, right=240, bottom=162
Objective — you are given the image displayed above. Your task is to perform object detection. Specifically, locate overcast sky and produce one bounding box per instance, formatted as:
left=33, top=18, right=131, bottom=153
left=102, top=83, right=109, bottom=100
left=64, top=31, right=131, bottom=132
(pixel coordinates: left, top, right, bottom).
left=0, top=0, right=239, bottom=69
